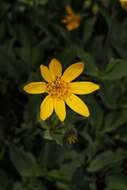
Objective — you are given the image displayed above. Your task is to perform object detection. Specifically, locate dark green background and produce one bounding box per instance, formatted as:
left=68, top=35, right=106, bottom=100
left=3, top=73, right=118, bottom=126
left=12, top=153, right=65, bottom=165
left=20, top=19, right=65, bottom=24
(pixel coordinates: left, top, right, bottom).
left=0, top=0, right=127, bottom=189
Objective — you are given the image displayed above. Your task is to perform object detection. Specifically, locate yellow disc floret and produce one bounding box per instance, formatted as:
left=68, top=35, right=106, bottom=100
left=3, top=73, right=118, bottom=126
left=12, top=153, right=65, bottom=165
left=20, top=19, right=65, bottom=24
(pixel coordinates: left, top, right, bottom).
left=46, top=76, right=70, bottom=100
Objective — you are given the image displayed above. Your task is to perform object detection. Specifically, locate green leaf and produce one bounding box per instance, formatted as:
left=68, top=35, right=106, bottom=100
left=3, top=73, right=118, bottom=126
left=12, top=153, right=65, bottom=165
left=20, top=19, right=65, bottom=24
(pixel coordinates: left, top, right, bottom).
left=10, top=145, right=42, bottom=177
left=47, top=151, right=84, bottom=181
left=0, top=171, right=12, bottom=190
left=76, top=49, right=99, bottom=77
left=119, top=96, right=127, bottom=109
left=105, top=174, right=127, bottom=190
left=42, top=126, right=65, bottom=146
left=99, top=80, right=125, bottom=109
left=85, top=96, right=103, bottom=130
left=82, top=18, right=96, bottom=45
left=111, top=19, right=127, bottom=58
left=116, top=127, right=127, bottom=143
left=21, top=0, right=48, bottom=6
left=48, top=159, right=81, bottom=181
left=13, top=183, right=25, bottom=190
left=100, top=7, right=111, bottom=26
left=13, top=179, right=46, bottom=190
left=87, top=150, right=126, bottom=172
left=101, top=58, right=127, bottom=80
left=103, top=110, right=127, bottom=133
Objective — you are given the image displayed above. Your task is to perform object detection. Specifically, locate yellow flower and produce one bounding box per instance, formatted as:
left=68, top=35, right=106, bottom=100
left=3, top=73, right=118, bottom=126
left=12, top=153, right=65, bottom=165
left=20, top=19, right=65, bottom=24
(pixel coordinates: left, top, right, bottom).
left=24, top=58, right=100, bottom=122
left=120, top=0, right=127, bottom=11
left=62, top=5, right=80, bottom=31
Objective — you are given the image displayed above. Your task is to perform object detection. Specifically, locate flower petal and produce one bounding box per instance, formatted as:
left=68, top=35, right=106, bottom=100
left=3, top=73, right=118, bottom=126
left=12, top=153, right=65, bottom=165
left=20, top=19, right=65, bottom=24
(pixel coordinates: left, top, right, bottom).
left=66, top=22, right=79, bottom=31
left=49, top=58, right=62, bottom=80
left=40, top=64, right=52, bottom=82
left=40, top=95, right=54, bottom=120
left=24, top=82, right=46, bottom=94
left=66, top=5, right=74, bottom=15
left=62, top=62, right=84, bottom=82
left=70, top=82, right=100, bottom=95
left=54, top=99, right=66, bottom=122
left=65, top=94, right=90, bottom=117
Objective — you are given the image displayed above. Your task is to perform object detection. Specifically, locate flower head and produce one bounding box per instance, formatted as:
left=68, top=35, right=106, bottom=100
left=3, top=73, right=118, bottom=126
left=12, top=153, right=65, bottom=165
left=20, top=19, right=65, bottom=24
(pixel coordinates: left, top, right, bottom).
left=120, top=0, right=127, bottom=11
left=24, top=58, right=100, bottom=122
left=62, top=5, right=80, bottom=31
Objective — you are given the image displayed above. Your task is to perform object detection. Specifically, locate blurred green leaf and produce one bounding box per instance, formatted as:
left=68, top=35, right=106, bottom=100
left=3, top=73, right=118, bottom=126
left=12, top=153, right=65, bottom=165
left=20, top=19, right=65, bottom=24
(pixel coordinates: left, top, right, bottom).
left=103, top=110, right=127, bottom=133
left=0, top=171, right=12, bottom=190
left=48, top=151, right=84, bottom=181
left=13, top=179, right=46, bottom=190
left=82, top=18, right=96, bottom=45
left=105, top=174, right=127, bottom=190
left=101, top=58, right=127, bottom=80
left=111, top=19, right=127, bottom=59
left=85, top=96, right=103, bottom=130
left=99, top=79, right=125, bottom=109
left=87, top=150, right=126, bottom=172
left=10, top=145, right=42, bottom=177
left=75, top=48, right=99, bottom=77
left=20, top=0, right=48, bottom=6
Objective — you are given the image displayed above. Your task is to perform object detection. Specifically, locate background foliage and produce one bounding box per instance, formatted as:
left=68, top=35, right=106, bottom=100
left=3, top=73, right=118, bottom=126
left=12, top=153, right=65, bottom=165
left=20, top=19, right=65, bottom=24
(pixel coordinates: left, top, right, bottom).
left=0, top=0, right=127, bottom=189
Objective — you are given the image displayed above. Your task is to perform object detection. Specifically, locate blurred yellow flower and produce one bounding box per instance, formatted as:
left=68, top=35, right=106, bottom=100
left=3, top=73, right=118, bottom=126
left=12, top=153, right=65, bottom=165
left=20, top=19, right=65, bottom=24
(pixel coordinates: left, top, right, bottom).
left=24, top=58, right=100, bottom=122
left=120, top=0, right=127, bottom=11
left=62, top=5, right=80, bottom=31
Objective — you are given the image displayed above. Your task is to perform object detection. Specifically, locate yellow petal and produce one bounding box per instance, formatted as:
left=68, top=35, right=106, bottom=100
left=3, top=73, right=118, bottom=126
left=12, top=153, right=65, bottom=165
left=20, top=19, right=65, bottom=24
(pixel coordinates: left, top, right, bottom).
left=66, top=22, right=79, bottom=31
left=66, top=5, right=74, bottom=15
left=40, top=95, right=54, bottom=120
left=49, top=58, right=62, bottom=80
left=40, top=64, right=52, bottom=82
left=65, top=94, right=90, bottom=117
left=24, top=82, right=46, bottom=94
left=62, top=62, right=84, bottom=82
left=70, top=82, right=100, bottom=95
left=54, top=99, right=66, bottom=122
left=66, top=23, right=75, bottom=31
left=120, top=0, right=127, bottom=10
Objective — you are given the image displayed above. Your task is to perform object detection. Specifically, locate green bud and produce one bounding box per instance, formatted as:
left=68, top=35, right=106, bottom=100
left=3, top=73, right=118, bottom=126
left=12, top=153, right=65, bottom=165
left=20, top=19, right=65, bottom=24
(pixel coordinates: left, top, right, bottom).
left=83, top=0, right=92, bottom=9
left=92, top=3, right=99, bottom=15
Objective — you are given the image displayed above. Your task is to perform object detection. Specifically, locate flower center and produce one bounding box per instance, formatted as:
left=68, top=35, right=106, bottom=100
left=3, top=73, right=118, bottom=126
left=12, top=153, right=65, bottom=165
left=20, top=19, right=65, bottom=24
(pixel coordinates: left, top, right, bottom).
left=46, top=76, right=70, bottom=100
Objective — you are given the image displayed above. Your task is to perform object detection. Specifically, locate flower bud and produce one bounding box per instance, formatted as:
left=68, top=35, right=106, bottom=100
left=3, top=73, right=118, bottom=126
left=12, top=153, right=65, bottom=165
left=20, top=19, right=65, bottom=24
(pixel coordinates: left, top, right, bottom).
left=83, top=0, right=92, bottom=9
left=92, top=3, right=99, bottom=15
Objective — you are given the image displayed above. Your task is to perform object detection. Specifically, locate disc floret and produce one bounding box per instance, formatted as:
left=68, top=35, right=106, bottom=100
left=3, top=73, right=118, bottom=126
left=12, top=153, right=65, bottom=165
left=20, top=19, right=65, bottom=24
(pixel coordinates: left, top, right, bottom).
left=46, top=76, right=70, bottom=100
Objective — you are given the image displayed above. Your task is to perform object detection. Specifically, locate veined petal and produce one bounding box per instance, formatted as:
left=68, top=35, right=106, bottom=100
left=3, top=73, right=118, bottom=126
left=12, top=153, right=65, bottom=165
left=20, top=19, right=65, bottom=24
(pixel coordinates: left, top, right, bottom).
left=24, top=82, right=46, bottom=94
left=40, top=64, right=52, bottom=82
left=49, top=58, right=62, bottom=80
left=65, top=94, right=90, bottom=117
left=62, top=62, right=84, bottom=82
left=40, top=95, right=54, bottom=120
left=70, top=82, right=100, bottom=95
left=54, top=99, right=66, bottom=122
